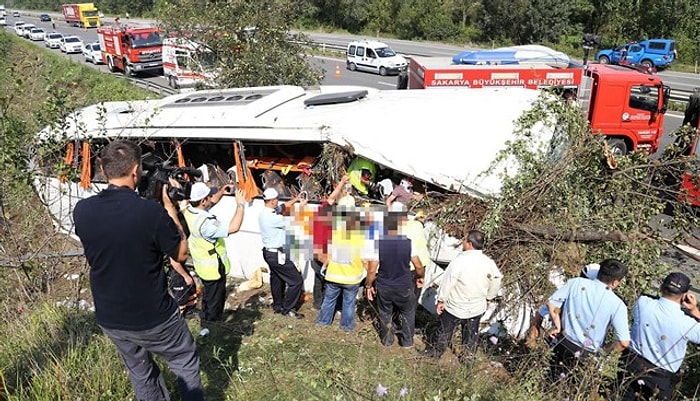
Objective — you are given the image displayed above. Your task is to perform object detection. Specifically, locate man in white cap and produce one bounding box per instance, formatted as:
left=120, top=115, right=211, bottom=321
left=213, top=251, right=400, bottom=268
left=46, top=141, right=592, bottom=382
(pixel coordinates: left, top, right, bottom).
left=258, top=188, right=306, bottom=318
left=182, top=182, right=246, bottom=329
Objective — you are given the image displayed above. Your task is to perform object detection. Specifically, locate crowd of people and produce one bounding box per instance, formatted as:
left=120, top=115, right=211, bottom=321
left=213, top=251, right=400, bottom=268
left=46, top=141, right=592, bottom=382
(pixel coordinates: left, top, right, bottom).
left=73, top=140, right=700, bottom=401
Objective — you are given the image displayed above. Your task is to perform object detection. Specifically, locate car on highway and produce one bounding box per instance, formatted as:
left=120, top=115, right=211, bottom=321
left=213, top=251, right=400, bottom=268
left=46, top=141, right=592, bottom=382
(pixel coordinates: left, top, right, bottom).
left=44, top=32, right=63, bottom=49
left=0, top=17, right=6, bottom=26
left=60, top=36, right=83, bottom=54
left=82, top=42, right=103, bottom=64
left=12, top=11, right=20, bottom=17
left=13, top=21, right=27, bottom=35
left=39, top=13, right=51, bottom=22
left=28, top=27, right=45, bottom=41
left=346, top=40, right=407, bottom=76
left=19, top=23, right=35, bottom=38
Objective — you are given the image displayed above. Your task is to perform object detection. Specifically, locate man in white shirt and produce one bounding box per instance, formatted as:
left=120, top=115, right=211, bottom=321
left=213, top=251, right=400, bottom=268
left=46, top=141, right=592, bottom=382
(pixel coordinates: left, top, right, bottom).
left=423, top=230, right=502, bottom=361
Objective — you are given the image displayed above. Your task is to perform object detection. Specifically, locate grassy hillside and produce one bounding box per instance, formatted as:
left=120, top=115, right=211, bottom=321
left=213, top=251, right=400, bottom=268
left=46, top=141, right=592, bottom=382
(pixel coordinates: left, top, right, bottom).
left=2, top=29, right=700, bottom=401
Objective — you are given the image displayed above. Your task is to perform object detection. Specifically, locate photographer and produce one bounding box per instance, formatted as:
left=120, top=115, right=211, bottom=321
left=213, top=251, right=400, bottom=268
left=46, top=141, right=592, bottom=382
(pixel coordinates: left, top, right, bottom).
left=73, top=140, right=202, bottom=401
left=182, top=182, right=246, bottom=331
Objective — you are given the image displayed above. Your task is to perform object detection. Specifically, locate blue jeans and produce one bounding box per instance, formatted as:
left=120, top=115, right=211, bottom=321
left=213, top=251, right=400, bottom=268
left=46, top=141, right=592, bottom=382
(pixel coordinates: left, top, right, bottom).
left=316, top=282, right=359, bottom=331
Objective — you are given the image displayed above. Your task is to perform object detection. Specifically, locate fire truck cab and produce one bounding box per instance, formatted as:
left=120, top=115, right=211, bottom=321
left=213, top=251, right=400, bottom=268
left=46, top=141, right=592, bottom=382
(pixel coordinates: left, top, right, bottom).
left=580, top=64, right=670, bottom=155
left=97, top=25, right=163, bottom=76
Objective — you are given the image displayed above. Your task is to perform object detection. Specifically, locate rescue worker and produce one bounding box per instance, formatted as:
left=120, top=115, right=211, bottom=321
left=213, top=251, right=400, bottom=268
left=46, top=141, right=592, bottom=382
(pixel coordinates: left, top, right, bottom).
left=316, top=208, right=371, bottom=331
left=424, top=230, right=502, bottom=362
left=400, top=209, right=431, bottom=302
left=546, top=258, right=629, bottom=382
left=347, top=157, right=378, bottom=198
left=259, top=188, right=306, bottom=319
left=619, top=272, right=700, bottom=401
left=182, top=182, right=246, bottom=330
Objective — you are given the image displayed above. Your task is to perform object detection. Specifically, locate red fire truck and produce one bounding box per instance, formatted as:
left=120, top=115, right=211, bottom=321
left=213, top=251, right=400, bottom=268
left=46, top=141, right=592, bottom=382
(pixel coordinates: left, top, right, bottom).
left=678, top=93, right=700, bottom=206
left=402, top=55, right=582, bottom=90
left=399, top=56, right=669, bottom=155
left=97, top=25, right=163, bottom=76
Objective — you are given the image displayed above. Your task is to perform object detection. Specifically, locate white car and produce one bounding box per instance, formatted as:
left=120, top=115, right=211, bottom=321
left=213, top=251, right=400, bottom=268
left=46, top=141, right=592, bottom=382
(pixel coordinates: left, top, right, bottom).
left=60, top=36, right=83, bottom=54
left=28, top=28, right=45, bottom=41
left=82, top=42, right=103, bottom=64
left=0, top=17, right=6, bottom=26
left=19, top=23, right=35, bottom=38
left=13, top=21, right=26, bottom=35
left=44, top=32, right=63, bottom=49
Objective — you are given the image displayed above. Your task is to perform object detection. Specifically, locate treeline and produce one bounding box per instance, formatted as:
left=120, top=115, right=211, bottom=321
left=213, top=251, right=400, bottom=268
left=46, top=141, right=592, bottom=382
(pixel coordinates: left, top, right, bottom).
left=7, top=0, right=700, bottom=64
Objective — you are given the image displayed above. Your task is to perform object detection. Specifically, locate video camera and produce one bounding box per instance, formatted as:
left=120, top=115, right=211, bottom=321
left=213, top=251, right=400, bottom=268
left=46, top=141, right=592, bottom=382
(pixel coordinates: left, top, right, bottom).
left=137, top=153, right=202, bottom=203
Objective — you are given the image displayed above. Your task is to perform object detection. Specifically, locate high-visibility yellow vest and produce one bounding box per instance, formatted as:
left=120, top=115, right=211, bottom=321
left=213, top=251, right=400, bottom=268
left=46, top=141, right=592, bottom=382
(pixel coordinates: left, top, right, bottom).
left=183, top=207, right=230, bottom=281
left=325, top=231, right=366, bottom=285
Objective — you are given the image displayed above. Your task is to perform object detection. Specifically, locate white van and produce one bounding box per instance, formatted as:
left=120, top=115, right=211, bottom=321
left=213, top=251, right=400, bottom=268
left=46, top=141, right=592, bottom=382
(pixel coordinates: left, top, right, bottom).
left=346, top=40, right=407, bottom=76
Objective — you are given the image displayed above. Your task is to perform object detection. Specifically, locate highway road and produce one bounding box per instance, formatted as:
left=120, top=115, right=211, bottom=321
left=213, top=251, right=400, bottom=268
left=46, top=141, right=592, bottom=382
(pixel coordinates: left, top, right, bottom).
left=1, top=12, right=690, bottom=150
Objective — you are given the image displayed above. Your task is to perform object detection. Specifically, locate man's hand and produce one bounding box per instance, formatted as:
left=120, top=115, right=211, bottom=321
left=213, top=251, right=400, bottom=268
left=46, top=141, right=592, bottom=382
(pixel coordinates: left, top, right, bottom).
left=234, top=188, right=246, bottom=205
left=683, top=293, right=698, bottom=312
left=436, top=301, right=445, bottom=315
left=549, top=327, right=561, bottom=339
left=161, top=185, right=176, bottom=211
left=366, top=287, right=376, bottom=302
left=416, top=278, right=424, bottom=289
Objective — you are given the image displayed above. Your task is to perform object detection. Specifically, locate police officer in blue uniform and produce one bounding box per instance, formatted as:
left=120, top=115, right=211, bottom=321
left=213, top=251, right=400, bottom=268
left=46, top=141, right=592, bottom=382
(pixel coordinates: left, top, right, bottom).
left=546, top=258, right=630, bottom=381
left=620, top=272, right=700, bottom=401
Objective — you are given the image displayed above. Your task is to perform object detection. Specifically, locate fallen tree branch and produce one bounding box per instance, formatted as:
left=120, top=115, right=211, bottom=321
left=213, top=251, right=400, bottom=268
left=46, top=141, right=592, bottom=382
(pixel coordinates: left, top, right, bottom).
left=510, top=223, right=639, bottom=242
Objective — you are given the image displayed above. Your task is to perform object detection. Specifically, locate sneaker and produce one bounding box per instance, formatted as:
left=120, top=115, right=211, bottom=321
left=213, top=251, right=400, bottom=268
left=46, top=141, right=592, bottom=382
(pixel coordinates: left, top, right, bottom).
left=199, top=328, right=210, bottom=337
left=286, top=311, right=305, bottom=319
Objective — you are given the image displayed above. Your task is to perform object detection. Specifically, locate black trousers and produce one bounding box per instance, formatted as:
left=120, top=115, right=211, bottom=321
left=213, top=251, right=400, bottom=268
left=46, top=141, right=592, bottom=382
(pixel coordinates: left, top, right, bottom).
left=619, top=350, right=677, bottom=401
left=262, top=248, right=303, bottom=314
left=310, top=258, right=326, bottom=308
left=549, top=336, right=596, bottom=382
left=200, top=259, right=227, bottom=324
left=376, top=286, right=416, bottom=347
left=200, top=276, right=226, bottom=324
left=429, top=309, right=483, bottom=358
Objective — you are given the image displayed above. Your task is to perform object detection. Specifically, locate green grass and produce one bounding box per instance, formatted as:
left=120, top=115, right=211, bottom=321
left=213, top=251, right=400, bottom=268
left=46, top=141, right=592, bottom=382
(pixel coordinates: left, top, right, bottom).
left=0, top=296, right=631, bottom=401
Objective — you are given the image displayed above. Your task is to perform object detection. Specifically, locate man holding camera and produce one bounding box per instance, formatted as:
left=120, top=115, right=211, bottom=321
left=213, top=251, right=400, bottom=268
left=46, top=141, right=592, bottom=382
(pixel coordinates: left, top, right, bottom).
left=73, top=140, right=202, bottom=401
left=182, top=182, right=246, bottom=328
left=620, top=272, right=700, bottom=401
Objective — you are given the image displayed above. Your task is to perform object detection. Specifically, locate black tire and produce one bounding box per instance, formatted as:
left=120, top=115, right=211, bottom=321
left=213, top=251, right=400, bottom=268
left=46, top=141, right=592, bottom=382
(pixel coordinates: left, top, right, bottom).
left=348, top=62, right=357, bottom=71
left=598, top=55, right=610, bottom=64
left=379, top=66, right=387, bottom=76
left=641, top=59, right=653, bottom=69
left=607, top=138, right=628, bottom=156
left=107, top=56, right=117, bottom=73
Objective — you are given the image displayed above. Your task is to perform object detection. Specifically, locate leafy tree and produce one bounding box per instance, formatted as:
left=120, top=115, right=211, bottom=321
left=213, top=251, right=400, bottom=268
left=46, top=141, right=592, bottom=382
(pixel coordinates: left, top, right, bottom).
left=157, top=0, right=323, bottom=88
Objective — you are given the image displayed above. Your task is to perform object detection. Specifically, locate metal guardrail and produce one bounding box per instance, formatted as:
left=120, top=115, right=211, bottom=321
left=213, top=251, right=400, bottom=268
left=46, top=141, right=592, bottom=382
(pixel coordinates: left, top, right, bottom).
left=110, top=73, right=177, bottom=96
left=129, top=77, right=177, bottom=96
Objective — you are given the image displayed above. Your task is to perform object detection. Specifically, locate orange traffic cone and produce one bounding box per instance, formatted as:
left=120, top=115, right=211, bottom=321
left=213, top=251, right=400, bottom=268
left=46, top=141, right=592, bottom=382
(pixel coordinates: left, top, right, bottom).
left=335, top=64, right=341, bottom=78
